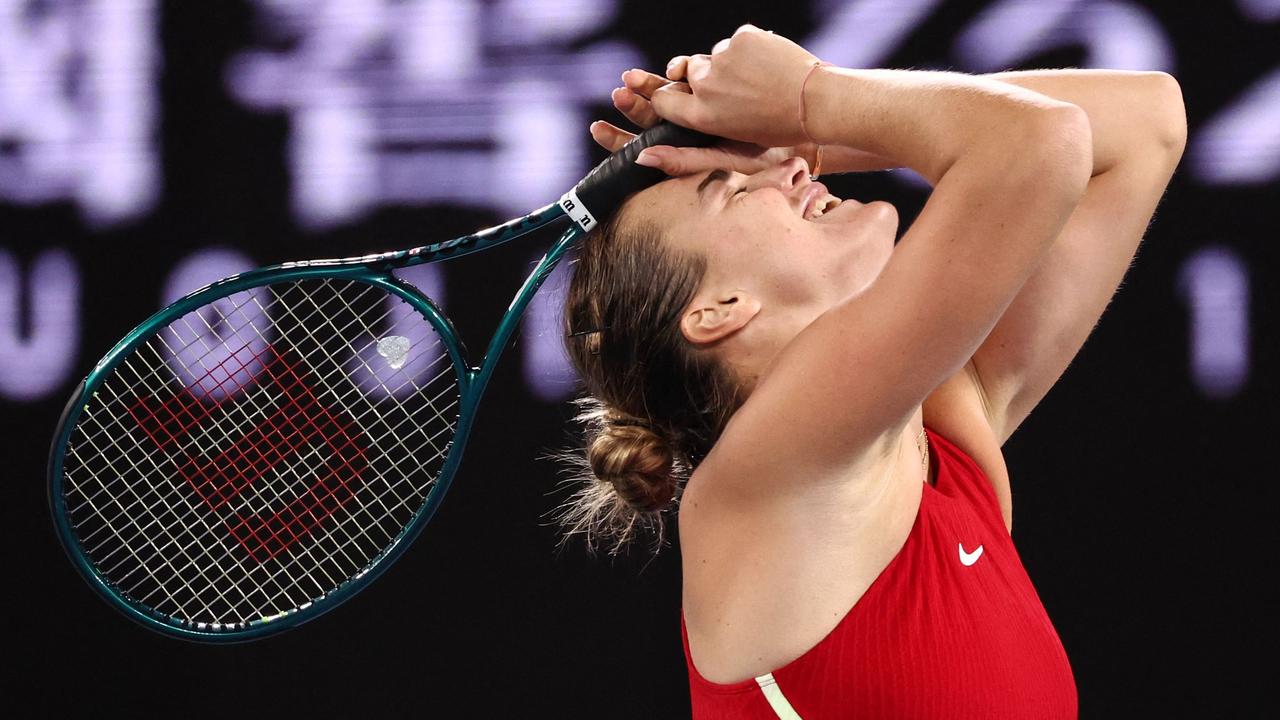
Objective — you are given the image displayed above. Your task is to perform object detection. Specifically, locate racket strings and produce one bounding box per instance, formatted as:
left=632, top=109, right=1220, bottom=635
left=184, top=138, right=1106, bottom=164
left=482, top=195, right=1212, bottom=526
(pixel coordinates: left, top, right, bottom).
left=73, top=342, right=458, bottom=595
left=73, top=287, right=391, bottom=539
left=71, top=282, right=442, bottom=474
left=142, top=283, right=448, bottom=602
left=73, top=284, right=447, bottom=531
left=70, top=319, right=354, bottom=619
left=61, top=278, right=461, bottom=629
left=71, top=283, right=450, bottom=620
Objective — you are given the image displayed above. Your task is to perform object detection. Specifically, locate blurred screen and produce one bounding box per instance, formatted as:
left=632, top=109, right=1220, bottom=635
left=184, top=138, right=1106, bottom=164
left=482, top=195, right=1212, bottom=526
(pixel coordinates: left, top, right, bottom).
left=4, top=1, right=1275, bottom=716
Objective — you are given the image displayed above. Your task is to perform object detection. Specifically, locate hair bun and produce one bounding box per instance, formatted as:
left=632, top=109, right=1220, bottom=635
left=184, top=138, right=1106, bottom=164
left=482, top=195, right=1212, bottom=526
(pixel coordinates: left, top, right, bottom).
left=588, top=421, right=676, bottom=513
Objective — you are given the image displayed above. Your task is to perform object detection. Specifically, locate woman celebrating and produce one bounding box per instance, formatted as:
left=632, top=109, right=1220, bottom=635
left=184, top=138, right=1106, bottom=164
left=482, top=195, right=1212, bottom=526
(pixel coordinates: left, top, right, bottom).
left=560, top=26, right=1185, bottom=718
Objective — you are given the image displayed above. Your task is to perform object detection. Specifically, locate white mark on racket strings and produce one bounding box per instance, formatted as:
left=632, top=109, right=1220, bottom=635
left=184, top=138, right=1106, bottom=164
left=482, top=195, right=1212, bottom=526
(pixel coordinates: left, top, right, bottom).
left=377, top=335, right=412, bottom=369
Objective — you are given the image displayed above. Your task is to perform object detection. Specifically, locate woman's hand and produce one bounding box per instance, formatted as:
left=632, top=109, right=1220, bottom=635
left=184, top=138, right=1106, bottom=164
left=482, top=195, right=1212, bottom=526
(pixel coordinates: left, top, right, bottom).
left=650, top=25, right=818, bottom=147
left=592, top=68, right=817, bottom=177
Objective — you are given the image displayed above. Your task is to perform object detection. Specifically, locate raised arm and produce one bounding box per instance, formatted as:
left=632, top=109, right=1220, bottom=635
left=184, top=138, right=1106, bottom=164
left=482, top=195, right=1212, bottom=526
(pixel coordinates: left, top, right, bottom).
left=934, top=70, right=1187, bottom=445
left=646, top=27, right=1092, bottom=489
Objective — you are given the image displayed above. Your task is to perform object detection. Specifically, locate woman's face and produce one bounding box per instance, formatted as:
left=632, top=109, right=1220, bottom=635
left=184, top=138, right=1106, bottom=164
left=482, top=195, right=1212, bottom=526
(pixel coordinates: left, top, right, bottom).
left=627, top=157, right=899, bottom=341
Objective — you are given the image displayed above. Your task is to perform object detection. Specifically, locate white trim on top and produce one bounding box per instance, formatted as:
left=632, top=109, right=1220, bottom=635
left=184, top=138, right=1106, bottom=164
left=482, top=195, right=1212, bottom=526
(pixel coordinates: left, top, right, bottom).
left=755, top=673, right=802, bottom=719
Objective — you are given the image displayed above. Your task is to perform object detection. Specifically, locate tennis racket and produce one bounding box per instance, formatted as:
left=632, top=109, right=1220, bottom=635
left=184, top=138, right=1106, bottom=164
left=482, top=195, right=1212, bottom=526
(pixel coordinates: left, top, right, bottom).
left=49, top=122, right=714, bottom=642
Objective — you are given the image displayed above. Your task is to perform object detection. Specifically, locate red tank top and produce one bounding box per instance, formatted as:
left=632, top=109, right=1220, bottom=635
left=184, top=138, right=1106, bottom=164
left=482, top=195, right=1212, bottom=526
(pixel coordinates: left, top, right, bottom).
left=682, top=428, right=1077, bottom=718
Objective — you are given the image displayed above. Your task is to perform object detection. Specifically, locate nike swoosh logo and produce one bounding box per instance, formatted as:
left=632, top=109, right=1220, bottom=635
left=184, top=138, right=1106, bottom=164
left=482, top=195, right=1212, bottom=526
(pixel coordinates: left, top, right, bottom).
left=958, top=543, right=984, bottom=566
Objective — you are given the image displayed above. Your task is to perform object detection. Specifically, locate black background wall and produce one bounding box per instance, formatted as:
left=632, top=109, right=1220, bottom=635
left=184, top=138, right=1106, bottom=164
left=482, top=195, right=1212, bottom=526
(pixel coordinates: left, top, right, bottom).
left=4, top=1, right=1275, bottom=717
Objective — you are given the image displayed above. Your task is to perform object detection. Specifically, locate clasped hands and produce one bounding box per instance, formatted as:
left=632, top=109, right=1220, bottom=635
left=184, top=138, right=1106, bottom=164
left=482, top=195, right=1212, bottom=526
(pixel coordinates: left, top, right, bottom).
left=589, top=24, right=822, bottom=179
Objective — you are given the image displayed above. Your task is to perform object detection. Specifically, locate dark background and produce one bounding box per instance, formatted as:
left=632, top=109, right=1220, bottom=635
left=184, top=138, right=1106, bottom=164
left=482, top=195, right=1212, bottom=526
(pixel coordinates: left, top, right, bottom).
left=4, top=1, right=1276, bottom=717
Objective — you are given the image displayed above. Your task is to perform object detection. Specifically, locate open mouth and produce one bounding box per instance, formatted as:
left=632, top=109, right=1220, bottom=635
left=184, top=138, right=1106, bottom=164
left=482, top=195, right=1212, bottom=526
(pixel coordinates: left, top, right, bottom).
left=806, top=193, right=843, bottom=220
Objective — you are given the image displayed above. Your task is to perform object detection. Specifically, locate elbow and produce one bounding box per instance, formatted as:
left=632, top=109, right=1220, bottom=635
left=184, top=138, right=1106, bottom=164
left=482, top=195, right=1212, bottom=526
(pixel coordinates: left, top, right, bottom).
left=1148, top=71, right=1188, bottom=158
left=1024, top=103, right=1094, bottom=204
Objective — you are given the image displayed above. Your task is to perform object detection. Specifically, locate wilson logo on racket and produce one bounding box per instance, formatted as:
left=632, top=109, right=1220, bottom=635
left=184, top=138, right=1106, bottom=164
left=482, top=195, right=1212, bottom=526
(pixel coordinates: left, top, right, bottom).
left=558, top=189, right=598, bottom=232
left=128, top=345, right=368, bottom=563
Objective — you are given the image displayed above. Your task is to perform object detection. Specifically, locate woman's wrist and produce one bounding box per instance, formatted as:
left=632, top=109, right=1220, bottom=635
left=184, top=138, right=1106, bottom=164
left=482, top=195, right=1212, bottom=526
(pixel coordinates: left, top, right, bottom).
left=797, top=61, right=831, bottom=145
left=799, top=64, right=840, bottom=147
left=799, top=67, right=901, bottom=173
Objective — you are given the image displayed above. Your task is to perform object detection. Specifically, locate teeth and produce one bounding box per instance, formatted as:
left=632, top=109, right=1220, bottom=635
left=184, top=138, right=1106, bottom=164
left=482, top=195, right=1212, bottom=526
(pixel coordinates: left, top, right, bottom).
left=808, top=194, right=842, bottom=220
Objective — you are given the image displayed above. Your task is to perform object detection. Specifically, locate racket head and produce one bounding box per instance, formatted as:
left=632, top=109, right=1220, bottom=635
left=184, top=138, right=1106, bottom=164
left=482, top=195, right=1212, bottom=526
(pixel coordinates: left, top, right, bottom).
left=49, top=264, right=470, bottom=641
left=49, top=121, right=712, bottom=641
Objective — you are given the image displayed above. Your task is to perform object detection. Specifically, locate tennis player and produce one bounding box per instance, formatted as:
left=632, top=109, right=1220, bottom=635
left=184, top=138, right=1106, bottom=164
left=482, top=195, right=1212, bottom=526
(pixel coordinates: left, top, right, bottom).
left=559, top=26, right=1184, bottom=718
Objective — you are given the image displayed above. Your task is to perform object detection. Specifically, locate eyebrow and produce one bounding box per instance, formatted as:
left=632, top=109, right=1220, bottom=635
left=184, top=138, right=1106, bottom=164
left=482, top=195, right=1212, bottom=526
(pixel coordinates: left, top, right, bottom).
left=696, top=169, right=731, bottom=202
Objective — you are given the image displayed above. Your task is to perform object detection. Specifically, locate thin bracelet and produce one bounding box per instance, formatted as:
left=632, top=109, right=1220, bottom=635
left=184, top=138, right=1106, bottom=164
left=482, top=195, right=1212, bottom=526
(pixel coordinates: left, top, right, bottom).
left=799, top=60, right=831, bottom=179
left=798, top=60, right=831, bottom=144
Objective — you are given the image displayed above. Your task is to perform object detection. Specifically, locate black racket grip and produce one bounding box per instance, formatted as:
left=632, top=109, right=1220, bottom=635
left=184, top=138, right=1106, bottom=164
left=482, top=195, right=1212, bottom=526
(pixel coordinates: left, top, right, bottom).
left=559, top=122, right=717, bottom=232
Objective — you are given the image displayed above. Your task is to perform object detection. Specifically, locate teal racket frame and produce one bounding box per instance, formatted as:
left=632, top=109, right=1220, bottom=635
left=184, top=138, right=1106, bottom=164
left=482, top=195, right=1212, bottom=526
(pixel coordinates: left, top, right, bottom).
left=48, top=203, right=579, bottom=641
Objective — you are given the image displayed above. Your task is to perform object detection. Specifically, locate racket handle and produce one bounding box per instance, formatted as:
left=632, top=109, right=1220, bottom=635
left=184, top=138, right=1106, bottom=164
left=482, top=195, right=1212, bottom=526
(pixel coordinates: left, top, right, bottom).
left=559, top=122, right=717, bottom=232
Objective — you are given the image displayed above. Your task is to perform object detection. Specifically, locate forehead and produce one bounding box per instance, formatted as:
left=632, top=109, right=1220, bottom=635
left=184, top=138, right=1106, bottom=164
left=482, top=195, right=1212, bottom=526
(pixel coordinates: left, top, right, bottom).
left=627, top=170, right=719, bottom=221
left=614, top=170, right=732, bottom=259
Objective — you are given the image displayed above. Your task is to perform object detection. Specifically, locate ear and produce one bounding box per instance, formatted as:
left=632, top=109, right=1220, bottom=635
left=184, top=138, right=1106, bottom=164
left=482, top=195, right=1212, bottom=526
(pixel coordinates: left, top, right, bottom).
left=680, top=291, right=761, bottom=346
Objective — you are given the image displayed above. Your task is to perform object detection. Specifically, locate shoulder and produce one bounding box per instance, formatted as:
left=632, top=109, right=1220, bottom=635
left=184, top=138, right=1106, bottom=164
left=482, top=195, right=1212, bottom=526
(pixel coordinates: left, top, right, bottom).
left=923, top=361, right=1014, bottom=532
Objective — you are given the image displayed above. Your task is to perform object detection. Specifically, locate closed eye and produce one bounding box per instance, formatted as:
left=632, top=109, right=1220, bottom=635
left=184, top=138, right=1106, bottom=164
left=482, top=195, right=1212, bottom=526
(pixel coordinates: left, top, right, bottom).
left=722, top=185, right=748, bottom=211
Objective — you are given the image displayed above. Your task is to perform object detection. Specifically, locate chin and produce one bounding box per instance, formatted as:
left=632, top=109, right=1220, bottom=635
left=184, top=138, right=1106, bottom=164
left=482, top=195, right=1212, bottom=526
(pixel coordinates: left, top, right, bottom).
left=827, top=199, right=898, bottom=238
left=868, top=199, right=899, bottom=228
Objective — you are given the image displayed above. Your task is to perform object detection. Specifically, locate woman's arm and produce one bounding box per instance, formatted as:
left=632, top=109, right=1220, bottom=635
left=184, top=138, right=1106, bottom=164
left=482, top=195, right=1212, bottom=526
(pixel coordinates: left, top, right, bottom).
left=821, top=70, right=1184, bottom=180
left=596, top=60, right=1184, bottom=467
left=932, top=70, right=1187, bottom=444
left=973, top=69, right=1185, bottom=178
left=601, top=69, right=1177, bottom=181
left=648, top=27, right=1093, bottom=489
left=650, top=66, right=1186, bottom=450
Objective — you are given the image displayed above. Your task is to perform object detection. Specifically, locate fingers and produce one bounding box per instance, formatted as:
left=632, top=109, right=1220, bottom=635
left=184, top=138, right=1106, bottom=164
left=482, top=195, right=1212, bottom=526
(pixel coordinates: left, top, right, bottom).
left=636, top=145, right=737, bottom=177
left=620, top=69, right=669, bottom=100
left=589, top=120, right=635, bottom=153
left=611, top=86, right=660, bottom=129
left=635, top=145, right=692, bottom=174
left=649, top=82, right=697, bottom=128
left=685, top=54, right=712, bottom=84
left=665, top=55, right=689, bottom=81
left=668, top=24, right=772, bottom=82
left=669, top=24, right=761, bottom=81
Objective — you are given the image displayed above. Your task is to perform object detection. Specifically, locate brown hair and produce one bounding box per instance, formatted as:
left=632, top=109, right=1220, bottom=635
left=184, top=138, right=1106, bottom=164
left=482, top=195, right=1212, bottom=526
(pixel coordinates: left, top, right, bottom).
left=556, top=203, right=743, bottom=554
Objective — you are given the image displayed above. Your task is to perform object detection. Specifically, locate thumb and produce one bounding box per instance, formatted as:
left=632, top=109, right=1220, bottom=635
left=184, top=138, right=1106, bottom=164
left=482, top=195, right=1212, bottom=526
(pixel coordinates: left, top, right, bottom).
left=649, top=83, right=699, bottom=128
left=636, top=146, right=729, bottom=178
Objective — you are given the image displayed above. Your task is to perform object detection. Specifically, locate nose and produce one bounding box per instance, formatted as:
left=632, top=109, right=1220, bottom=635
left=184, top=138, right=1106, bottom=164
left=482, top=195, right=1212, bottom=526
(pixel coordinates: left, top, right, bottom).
left=742, top=156, right=811, bottom=194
